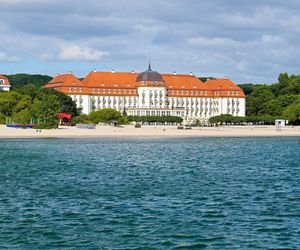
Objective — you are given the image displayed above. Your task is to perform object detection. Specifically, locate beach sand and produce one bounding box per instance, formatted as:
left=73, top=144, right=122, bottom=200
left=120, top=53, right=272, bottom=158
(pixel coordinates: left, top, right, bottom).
left=0, top=125, right=300, bottom=139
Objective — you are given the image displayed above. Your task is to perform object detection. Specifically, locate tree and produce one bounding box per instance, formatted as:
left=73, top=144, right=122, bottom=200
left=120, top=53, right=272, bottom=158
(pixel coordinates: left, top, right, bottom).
left=238, top=83, right=260, bottom=96
left=0, top=92, right=22, bottom=116
left=283, top=102, right=300, bottom=124
left=7, top=74, right=52, bottom=89
left=261, top=95, right=298, bottom=116
left=89, top=108, right=121, bottom=124
left=246, top=87, right=275, bottom=116
left=12, top=108, right=32, bottom=124
left=34, top=94, right=60, bottom=126
left=37, top=88, right=80, bottom=116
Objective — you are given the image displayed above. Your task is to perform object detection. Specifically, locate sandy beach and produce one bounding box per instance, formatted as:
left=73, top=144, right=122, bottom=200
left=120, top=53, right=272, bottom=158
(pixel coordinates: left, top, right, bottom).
left=0, top=124, right=300, bottom=139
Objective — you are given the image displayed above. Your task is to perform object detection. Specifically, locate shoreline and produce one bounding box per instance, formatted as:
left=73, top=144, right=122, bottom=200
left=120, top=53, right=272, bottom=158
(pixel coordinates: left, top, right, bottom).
left=0, top=125, right=300, bottom=139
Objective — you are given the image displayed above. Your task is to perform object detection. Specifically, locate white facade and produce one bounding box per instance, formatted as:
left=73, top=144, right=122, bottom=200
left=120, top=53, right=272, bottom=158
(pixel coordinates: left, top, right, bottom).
left=46, top=71, right=246, bottom=123
left=70, top=88, right=246, bottom=123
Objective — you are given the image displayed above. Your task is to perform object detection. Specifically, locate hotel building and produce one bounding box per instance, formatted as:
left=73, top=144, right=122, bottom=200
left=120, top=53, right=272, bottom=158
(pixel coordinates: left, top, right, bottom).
left=45, top=65, right=246, bottom=122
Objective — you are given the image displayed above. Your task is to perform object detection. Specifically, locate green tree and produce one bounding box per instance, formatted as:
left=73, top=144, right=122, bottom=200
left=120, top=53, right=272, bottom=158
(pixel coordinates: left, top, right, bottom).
left=34, top=94, right=60, bottom=127
left=12, top=108, right=32, bottom=124
left=283, top=102, right=300, bottom=124
left=246, top=87, right=275, bottom=116
left=0, top=92, right=22, bottom=116
left=261, top=95, right=298, bottom=116
left=37, top=88, right=80, bottom=116
left=7, top=74, right=52, bottom=89
left=89, top=108, right=121, bottom=124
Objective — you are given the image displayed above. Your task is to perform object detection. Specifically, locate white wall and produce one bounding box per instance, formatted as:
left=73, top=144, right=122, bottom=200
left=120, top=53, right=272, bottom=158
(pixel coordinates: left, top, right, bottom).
left=69, top=91, right=246, bottom=121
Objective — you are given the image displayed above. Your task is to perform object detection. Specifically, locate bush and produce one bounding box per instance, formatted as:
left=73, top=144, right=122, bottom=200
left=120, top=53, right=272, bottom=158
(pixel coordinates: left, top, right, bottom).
left=128, top=116, right=183, bottom=124
left=118, top=116, right=130, bottom=125
left=34, top=122, right=58, bottom=129
left=89, top=108, right=121, bottom=124
left=72, top=114, right=91, bottom=124
left=0, top=114, right=6, bottom=124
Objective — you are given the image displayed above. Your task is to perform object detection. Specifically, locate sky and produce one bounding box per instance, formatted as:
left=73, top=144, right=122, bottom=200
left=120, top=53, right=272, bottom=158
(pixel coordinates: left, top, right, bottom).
left=1, top=0, right=300, bottom=83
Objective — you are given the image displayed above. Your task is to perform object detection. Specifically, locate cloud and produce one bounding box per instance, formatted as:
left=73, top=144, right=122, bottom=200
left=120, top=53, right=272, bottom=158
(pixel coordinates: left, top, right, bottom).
left=58, top=44, right=108, bottom=61
left=188, top=37, right=241, bottom=47
left=0, top=52, right=18, bottom=62
left=0, top=0, right=300, bottom=83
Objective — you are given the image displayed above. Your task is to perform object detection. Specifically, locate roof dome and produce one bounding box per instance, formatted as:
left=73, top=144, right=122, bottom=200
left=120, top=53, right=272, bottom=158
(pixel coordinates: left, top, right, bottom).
left=136, top=64, right=164, bottom=83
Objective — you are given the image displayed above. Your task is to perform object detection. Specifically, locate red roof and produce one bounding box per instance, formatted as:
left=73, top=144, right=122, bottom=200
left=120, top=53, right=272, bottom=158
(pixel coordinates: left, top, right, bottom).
left=0, top=75, right=11, bottom=86
left=45, top=71, right=245, bottom=98
left=58, top=112, right=72, bottom=120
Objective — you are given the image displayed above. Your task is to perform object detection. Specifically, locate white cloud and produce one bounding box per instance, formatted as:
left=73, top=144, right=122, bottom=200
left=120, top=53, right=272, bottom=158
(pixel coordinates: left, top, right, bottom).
left=188, top=37, right=240, bottom=47
left=0, top=52, right=18, bottom=62
left=261, top=35, right=285, bottom=44
left=58, top=44, right=108, bottom=61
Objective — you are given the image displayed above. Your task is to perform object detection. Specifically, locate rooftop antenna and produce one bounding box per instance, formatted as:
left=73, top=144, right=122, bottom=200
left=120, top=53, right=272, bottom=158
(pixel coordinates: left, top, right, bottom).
left=148, top=51, right=152, bottom=70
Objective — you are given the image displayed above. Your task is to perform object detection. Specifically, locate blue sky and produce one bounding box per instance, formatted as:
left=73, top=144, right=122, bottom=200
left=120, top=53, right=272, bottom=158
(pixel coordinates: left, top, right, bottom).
left=1, top=0, right=300, bottom=83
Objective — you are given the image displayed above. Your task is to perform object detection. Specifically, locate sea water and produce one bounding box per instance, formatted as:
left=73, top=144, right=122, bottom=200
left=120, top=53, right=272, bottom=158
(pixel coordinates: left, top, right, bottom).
left=0, top=137, right=299, bottom=249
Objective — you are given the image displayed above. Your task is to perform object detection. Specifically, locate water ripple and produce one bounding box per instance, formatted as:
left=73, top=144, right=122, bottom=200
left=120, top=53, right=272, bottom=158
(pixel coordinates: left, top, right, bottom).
left=0, top=137, right=299, bottom=249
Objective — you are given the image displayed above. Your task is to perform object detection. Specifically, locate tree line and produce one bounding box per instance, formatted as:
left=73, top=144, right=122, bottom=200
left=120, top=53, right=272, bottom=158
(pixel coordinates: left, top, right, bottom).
left=0, top=85, right=80, bottom=128
left=238, top=73, right=300, bottom=124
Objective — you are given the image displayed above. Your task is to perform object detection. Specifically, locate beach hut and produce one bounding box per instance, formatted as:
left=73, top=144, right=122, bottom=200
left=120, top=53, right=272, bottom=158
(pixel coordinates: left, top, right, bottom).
left=58, top=113, right=72, bottom=126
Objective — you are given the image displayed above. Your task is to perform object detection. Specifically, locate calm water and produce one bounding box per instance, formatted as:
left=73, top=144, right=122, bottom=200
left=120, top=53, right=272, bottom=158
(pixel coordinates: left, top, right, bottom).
left=0, top=137, right=300, bottom=249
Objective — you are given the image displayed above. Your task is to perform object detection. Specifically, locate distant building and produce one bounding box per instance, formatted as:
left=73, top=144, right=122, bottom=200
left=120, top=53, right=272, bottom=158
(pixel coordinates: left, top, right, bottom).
left=45, top=65, right=246, bottom=123
left=0, top=75, right=11, bottom=91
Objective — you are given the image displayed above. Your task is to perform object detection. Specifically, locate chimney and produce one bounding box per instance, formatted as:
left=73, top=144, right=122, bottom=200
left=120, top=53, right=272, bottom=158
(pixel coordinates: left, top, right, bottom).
left=93, top=69, right=97, bottom=73
left=225, top=76, right=229, bottom=79
left=132, top=70, right=135, bottom=74
left=173, top=71, right=177, bottom=75
left=111, top=70, right=115, bottom=73
left=190, top=72, right=194, bottom=76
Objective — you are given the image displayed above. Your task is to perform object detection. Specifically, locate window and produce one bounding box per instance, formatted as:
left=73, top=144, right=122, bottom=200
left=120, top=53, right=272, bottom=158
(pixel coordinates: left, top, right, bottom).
left=68, top=88, right=71, bottom=92
left=73, top=87, right=77, bottom=92
left=204, top=91, right=207, bottom=96
left=98, top=89, right=100, bottom=93
left=79, top=88, right=82, bottom=93
left=0, top=80, right=3, bottom=85
left=108, top=89, right=111, bottom=94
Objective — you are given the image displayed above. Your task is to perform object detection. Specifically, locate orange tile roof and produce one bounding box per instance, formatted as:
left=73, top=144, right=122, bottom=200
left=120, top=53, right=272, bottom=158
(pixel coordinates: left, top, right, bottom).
left=45, top=73, right=82, bottom=88
left=205, top=78, right=245, bottom=97
left=82, top=71, right=137, bottom=89
left=45, top=71, right=245, bottom=98
left=0, top=75, right=11, bottom=86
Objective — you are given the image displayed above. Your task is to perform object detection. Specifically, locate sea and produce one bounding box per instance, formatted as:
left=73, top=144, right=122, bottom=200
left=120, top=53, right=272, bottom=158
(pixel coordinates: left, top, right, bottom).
left=0, top=137, right=299, bottom=249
